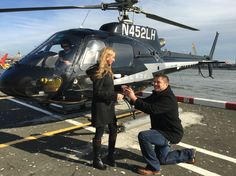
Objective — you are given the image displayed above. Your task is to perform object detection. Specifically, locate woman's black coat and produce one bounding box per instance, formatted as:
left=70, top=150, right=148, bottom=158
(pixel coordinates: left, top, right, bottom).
left=87, top=65, right=117, bottom=127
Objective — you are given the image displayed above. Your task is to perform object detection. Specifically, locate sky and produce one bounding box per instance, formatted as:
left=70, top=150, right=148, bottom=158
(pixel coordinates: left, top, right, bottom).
left=0, top=0, right=236, bottom=63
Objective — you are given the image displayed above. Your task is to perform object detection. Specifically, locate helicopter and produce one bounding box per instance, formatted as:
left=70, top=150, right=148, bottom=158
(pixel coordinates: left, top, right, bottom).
left=0, top=0, right=223, bottom=106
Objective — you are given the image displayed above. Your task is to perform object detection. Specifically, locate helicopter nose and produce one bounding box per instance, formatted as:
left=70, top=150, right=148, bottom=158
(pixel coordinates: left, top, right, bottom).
left=0, top=66, right=35, bottom=97
left=0, top=67, right=20, bottom=96
left=0, top=65, right=62, bottom=101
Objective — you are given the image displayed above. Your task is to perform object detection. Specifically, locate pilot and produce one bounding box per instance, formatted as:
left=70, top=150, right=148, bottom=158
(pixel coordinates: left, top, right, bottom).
left=56, top=40, right=73, bottom=69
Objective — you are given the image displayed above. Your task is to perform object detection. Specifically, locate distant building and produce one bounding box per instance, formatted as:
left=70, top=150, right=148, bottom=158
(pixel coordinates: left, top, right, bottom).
left=16, top=51, right=22, bottom=59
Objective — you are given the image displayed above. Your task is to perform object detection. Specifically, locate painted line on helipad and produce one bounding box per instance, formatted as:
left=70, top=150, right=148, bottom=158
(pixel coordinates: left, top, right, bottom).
left=0, top=96, right=13, bottom=100
left=0, top=123, right=224, bottom=176
left=0, top=111, right=139, bottom=149
left=177, top=163, right=221, bottom=176
left=8, top=98, right=140, bottom=126
left=9, top=99, right=62, bottom=119
left=5, top=98, right=236, bottom=164
left=178, top=142, right=236, bottom=164
left=5, top=98, right=233, bottom=175
left=0, top=118, right=230, bottom=176
left=0, top=121, right=90, bottom=149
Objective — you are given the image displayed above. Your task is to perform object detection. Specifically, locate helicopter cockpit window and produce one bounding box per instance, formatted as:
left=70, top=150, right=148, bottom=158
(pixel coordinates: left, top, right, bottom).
left=80, top=40, right=105, bottom=70
left=133, top=42, right=153, bottom=56
left=111, top=43, right=133, bottom=68
left=19, top=31, right=81, bottom=71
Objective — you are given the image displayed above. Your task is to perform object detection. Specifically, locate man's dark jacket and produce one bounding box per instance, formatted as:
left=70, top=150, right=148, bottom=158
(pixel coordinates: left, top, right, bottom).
left=134, top=86, right=183, bottom=144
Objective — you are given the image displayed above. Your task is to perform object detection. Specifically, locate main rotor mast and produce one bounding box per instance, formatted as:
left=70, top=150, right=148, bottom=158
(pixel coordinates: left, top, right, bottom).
left=118, top=9, right=133, bottom=24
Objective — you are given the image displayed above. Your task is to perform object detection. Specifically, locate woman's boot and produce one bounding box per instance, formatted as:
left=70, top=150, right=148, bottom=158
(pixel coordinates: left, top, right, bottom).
left=93, top=138, right=107, bottom=170
left=107, top=134, right=117, bottom=167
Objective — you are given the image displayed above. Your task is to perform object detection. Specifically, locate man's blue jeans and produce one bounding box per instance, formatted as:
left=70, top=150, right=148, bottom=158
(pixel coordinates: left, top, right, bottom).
left=138, top=129, right=193, bottom=171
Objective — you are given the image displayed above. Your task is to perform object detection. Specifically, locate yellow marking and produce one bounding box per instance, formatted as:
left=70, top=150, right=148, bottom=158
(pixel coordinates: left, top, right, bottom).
left=0, top=111, right=140, bottom=149
left=43, top=122, right=91, bottom=136
left=117, top=111, right=141, bottom=119
left=0, top=144, right=9, bottom=148
left=0, top=136, right=43, bottom=148
left=25, top=136, right=39, bottom=140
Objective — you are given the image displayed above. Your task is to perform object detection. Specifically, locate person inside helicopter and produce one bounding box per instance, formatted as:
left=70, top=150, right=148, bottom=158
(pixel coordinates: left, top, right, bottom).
left=55, top=39, right=74, bottom=69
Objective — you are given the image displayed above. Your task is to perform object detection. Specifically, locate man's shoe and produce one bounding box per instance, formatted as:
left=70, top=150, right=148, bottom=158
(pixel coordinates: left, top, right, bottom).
left=186, top=148, right=196, bottom=164
left=137, top=167, right=161, bottom=175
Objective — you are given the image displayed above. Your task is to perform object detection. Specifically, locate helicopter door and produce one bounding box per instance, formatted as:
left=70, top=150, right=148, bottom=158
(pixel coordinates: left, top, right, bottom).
left=111, top=42, right=134, bottom=76
left=80, top=40, right=105, bottom=70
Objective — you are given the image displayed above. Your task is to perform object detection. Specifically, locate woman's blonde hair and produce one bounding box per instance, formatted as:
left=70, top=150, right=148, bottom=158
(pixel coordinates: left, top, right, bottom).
left=95, top=47, right=115, bottom=79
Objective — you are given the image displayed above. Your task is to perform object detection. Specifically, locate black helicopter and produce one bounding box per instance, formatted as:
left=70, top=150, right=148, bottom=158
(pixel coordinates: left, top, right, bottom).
left=0, top=0, right=222, bottom=105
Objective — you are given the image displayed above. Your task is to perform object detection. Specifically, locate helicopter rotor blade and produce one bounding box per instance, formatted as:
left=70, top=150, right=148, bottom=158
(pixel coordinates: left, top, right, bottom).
left=0, top=5, right=105, bottom=13
left=139, top=10, right=199, bottom=31
left=0, top=1, right=137, bottom=13
left=0, top=3, right=130, bottom=13
left=0, top=0, right=199, bottom=31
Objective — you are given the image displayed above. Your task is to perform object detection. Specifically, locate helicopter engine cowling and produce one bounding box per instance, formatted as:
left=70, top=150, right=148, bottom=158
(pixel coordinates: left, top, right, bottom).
left=100, top=22, right=161, bottom=52
left=159, top=38, right=166, bottom=48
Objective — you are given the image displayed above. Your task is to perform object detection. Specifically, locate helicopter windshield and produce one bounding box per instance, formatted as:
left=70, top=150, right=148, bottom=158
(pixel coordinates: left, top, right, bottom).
left=20, top=31, right=81, bottom=71
left=80, top=39, right=106, bottom=70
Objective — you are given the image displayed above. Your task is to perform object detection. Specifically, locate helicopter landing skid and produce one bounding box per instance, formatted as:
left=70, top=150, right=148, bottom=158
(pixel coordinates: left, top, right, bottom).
left=48, top=100, right=91, bottom=114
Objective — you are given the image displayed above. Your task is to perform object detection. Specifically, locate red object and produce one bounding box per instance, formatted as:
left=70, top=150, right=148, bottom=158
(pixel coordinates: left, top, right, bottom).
left=225, top=102, right=236, bottom=110
left=176, top=96, right=194, bottom=104
left=0, top=53, right=8, bottom=65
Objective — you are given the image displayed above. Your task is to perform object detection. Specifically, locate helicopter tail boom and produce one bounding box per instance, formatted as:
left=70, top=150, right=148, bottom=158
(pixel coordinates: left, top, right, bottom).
left=160, top=32, right=223, bottom=78
left=209, top=32, right=219, bottom=60
left=199, top=32, right=220, bottom=78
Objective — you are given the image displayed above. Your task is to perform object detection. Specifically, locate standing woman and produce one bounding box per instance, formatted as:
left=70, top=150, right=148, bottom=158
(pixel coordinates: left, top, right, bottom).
left=87, top=47, right=124, bottom=170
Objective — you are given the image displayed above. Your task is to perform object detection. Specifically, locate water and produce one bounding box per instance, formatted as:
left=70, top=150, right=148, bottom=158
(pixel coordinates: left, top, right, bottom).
left=147, top=69, right=236, bottom=102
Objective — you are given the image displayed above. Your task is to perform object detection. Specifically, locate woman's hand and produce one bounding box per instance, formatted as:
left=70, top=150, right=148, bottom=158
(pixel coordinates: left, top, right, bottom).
left=117, top=93, right=124, bottom=101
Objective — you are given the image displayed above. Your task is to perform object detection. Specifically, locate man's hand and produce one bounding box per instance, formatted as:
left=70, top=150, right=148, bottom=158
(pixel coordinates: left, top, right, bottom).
left=123, top=87, right=137, bottom=102
left=63, top=60, right=72, bottom=65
